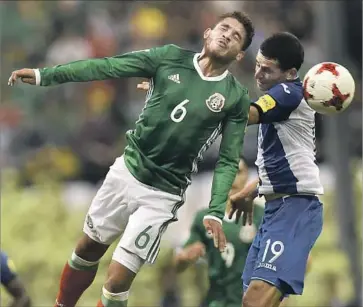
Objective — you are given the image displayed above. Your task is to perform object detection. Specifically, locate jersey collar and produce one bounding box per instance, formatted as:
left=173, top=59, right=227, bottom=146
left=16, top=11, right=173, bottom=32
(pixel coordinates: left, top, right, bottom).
left=193, top=53, right=229, bottom=81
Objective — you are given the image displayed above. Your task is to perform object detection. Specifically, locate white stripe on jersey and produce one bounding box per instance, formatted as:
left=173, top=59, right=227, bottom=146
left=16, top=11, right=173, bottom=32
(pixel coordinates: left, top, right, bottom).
left=257, top=98, right=324, bottom=195
left=187, top=122, right=222, bottom=185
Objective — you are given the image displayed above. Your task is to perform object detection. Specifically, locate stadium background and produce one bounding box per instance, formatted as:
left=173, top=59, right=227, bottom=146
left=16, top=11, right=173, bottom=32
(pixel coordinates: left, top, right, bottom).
left=0, top=1, right=362, bottom=306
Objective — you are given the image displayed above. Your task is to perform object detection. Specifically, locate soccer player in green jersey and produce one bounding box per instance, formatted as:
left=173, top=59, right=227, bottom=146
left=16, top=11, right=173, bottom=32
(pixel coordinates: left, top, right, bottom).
left=173, top=159, right=264, bottom=307
left=8, top=11, right=255, bottom=307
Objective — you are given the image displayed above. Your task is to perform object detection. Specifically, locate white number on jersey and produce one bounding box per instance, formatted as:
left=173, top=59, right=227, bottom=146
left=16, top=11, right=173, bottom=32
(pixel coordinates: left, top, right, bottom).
left=221, top=242, right=235, bottom=268
left=170, top=99, right=190, bottom=123
left=261, top=239, right=284, bottom=263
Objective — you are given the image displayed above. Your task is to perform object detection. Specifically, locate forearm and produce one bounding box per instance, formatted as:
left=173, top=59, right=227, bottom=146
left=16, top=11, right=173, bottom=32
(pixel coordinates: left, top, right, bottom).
left=244, top=178, right=259, bottom=198
left=209, top=155, right=240, bottom=220
left=37, top=58, right=122, bottom=86
left=172, top=254, right=191, bottom=273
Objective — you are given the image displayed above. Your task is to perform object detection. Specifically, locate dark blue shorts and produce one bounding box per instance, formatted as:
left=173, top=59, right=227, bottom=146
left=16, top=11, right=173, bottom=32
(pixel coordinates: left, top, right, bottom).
left=242, top=195, right=323, bottom=297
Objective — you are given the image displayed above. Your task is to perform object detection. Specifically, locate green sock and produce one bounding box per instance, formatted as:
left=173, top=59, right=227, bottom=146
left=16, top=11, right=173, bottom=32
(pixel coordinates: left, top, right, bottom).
left=101, top=287, right=128, bottom=307
left=68, top=252, right=99, bottom=271
left=101, top=294, right=127, bottom=307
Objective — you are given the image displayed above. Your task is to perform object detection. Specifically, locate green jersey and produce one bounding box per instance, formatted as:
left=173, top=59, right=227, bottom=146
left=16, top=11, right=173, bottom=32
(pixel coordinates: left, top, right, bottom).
left=185, top=206, right=264, bottom=307
left=36, top=44, right=251, bottom=220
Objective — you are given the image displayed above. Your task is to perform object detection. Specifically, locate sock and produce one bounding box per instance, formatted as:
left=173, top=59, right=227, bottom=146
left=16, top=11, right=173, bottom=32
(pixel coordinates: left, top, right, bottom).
left=55, top=252, right=99, bottom=307
left=96, top=286, right=129, bottom=307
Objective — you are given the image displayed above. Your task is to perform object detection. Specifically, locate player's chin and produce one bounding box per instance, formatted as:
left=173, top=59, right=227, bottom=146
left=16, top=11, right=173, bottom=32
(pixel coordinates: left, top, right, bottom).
left=256, top=81, right=268, bottom=92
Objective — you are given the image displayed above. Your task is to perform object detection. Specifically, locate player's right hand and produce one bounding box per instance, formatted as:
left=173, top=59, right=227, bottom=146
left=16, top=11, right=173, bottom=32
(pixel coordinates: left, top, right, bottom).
left=8, top=69, right=36, bottom=86
left=136, top=81, right=150, bottom=91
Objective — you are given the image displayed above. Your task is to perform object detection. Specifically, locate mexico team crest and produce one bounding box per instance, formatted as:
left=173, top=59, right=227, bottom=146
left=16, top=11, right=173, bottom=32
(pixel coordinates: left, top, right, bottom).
left=206, top=93, right=225, bottom=112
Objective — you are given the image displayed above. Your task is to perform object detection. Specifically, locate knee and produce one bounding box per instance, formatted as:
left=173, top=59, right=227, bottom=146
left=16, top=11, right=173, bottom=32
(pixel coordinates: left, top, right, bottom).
left=104, top=260, right=138, bottom=293
left=243, top=282, right=261, bottom=307
left=75, top=234, right=109, bottom=262
left=242, top=293, right=258, bottom=307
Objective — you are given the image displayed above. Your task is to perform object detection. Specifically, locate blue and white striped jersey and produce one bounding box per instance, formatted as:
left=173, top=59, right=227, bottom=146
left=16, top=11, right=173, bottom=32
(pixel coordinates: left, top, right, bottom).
left=252, top=78, right=324, bottom=195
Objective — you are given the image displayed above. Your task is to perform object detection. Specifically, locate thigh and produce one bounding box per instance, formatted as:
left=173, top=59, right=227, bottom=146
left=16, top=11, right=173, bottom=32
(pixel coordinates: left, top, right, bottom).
left=250, top=196, right=323, bottom=296
left=83, top=159, right=138, bottom=245
left=242, top=227, right=262, bottom=292
left=117, top=186, right=184, bottom=264
left=243, top=279, right=282, bottom=307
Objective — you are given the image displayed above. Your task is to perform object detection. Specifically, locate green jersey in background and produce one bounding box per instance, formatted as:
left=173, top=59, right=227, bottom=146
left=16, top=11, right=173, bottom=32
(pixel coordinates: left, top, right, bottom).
left=184, top=205, right=265, bottom=307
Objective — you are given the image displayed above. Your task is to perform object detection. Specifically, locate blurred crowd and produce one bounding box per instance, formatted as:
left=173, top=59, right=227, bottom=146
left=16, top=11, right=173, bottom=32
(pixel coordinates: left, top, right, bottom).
left=1, top=0, right=361, bottom=185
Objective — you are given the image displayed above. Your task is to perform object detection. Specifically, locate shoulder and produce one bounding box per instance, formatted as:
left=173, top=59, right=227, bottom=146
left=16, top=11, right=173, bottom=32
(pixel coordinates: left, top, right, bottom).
left=228, top=75, right=249, bottom=96
left=267, top=80, right=303, bottom=102
left=159, top=44, right=196, bottom=59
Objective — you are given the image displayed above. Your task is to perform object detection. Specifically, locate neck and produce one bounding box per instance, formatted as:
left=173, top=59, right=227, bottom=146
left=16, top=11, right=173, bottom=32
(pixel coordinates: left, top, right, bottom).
left=197, top=48, right=229, bottom=77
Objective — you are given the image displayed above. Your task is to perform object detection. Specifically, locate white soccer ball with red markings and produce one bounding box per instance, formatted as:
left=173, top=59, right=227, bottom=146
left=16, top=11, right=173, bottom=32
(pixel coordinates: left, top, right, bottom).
left=303, top=62, right=355, bottom=115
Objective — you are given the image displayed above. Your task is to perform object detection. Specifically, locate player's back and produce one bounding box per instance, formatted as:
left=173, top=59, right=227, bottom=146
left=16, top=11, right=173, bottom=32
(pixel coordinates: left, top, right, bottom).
left=254, top=79, right=323, bottom=195
left=122, top=44, right=249, bottom=195
left=195, top=207, right=264, bottom=307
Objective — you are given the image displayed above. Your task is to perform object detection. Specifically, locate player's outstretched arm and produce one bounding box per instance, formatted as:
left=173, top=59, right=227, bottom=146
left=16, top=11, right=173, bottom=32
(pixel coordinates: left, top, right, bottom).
left=173, top=242, right=206, bottom=273
left=8, top=46, right=171, bottom=87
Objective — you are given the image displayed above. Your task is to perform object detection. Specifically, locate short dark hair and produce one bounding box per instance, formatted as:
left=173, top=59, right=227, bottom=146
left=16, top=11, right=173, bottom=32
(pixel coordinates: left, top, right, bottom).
left=216, top=11, right=255, bottom=51
left=260, top=32, right=304, bottom=71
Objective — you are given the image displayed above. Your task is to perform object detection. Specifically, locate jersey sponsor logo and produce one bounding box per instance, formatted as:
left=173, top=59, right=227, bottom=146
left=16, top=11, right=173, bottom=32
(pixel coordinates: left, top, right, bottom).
left=86, top=214, right=94, bottom=229
left=239, top=223, right=257, bottom=243
left=206, top=93, right=225, bottom=112
left=168, top=74, right=181, bottom=84
left=255, top=94, right=276, bottom=113
left=257, top=261, right=277, bottom=271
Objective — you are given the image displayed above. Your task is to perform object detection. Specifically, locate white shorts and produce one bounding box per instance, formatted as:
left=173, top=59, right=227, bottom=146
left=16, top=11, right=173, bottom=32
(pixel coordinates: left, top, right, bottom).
left=83, top=156, right=184, bottom=264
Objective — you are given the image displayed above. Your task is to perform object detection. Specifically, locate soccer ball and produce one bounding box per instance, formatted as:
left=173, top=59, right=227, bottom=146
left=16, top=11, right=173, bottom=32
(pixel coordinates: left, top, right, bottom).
left=303, top=62, right=355, bottom=115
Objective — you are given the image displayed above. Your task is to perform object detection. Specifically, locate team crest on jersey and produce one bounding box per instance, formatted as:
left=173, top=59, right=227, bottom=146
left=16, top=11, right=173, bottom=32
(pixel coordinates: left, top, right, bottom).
left=206, top=93, right=225, bottom=112
left=239, top=223, right=257, bottom=243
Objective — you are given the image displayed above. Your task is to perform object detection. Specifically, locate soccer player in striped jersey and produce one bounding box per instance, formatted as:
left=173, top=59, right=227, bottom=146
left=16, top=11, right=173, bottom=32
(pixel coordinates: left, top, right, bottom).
left=8, top=11, right=255, bottom=307
left=230, top=32, right=323, bottom=307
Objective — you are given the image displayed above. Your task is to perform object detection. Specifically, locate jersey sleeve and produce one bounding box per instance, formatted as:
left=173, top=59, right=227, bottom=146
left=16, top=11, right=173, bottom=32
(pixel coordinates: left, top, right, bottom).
left=251, top=83, right=302, bottom=123
left=184, top=211, right=208, bottom=247
left=38, top=45, right=174, bottom=86
left=208, top=90, right=251, bottom=220
left=1, top=252, right=17, bottom=285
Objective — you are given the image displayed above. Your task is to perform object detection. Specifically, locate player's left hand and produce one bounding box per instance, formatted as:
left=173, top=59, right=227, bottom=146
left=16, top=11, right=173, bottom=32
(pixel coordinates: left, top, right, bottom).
left=137, top=81, right=150, bottom=91
left=8, top=68, right=36, bottom=86
left=203, top=217, right=226, bottom=252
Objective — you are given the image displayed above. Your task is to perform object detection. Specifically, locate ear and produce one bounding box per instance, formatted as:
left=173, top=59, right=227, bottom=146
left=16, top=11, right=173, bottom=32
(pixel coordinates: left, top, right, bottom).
left=204, top=28, right=211, bottom=40
left=235, top=51, right=245, bottom=62
left=286, top=68, right=298, bottom=80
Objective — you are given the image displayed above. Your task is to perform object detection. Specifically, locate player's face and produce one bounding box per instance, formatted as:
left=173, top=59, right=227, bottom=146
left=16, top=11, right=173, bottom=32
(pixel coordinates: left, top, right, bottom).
left=254, top=50, right=291, bottom=92
left=203, top=17, right=245, bottom=64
